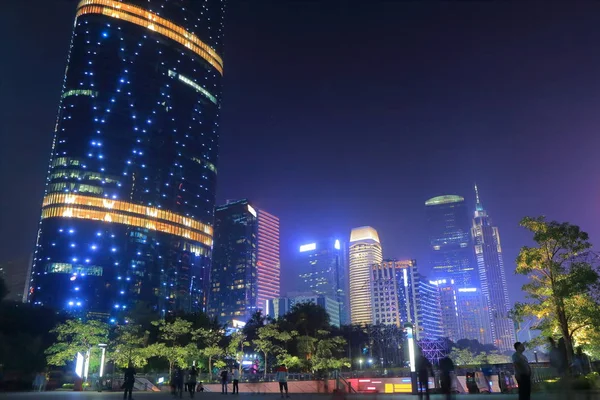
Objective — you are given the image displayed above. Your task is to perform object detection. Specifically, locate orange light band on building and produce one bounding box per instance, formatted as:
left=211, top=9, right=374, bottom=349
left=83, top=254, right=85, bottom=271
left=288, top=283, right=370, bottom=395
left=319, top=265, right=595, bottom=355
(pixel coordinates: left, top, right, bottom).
left=76, top=0, right=223, bottom=75
left=41, top=193, right=212, bottom=245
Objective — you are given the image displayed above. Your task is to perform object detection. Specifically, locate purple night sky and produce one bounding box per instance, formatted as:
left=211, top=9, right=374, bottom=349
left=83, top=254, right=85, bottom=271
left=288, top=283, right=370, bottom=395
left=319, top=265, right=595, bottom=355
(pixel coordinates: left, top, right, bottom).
left=1, top=1, right=599, bottom=305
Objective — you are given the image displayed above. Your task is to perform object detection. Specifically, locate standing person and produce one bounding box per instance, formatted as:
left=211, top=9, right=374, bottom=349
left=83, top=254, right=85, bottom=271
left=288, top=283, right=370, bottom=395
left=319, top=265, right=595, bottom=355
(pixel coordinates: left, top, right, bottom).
left=123, top=363, right=136, bottom=400
left=188, top=366, right=198, bottom=398
left=175, top=366, right=184, bottom=398
left=276, top=364, right=289, bottom=399
left=416, top=354, right=433, bottom=400
left=220, top=367, right=229, bottom=394
left=231, top=367, right=240, bottom=394
left=512, top=342, right=532, bottom=400
left=439, top=356, right=455, bottom=400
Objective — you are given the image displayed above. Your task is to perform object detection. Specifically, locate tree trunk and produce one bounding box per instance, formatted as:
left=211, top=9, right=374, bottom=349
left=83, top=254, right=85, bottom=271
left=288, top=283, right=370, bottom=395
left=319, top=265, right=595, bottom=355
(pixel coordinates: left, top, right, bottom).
left=263, top=351, right=268, bottom=378
left=208, top=356, right=213, bottom=382
left=557, top=303, right=574, bottom=366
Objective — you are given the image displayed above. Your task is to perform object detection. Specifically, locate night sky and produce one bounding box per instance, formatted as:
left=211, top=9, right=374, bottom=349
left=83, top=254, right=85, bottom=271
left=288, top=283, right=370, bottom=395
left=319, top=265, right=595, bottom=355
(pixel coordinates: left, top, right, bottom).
left=2, top=1, right=600, bottom=305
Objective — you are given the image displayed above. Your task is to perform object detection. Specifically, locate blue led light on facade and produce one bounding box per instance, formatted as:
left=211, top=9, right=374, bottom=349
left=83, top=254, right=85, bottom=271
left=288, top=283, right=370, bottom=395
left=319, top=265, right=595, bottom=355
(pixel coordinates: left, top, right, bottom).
left=28, top=0, right=225, bottom=320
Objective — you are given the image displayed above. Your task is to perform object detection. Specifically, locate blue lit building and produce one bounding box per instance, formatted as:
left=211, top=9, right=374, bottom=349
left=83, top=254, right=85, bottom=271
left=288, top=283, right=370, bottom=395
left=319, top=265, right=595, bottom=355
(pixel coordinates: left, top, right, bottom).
left=266, top=293, right=341, bottom=327
left=371, top=260, right=443, bottom=340
left=425, top=195, right=477, bottom=287
left=471, top=185, right=515, bottom=350
left=28, top=0, right=225, bottom=319
left=208, top=200, right=258, bottom=325
left=296, top=238, right=348, bottom=324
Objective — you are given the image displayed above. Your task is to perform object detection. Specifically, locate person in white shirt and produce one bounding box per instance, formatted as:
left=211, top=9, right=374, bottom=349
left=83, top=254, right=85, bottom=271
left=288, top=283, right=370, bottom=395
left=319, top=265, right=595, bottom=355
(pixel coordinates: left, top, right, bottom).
left=512, top=342, right=531, bottom=400
left=275, top=365, right=289, bottom=398
left=231, top=368, right=240, bottom=394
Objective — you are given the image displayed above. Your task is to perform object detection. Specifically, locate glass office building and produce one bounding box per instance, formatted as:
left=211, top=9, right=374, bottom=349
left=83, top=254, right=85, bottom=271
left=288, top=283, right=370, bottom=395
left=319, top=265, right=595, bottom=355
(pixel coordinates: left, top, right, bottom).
left=425, top=195, right=476, bottom=287
left=208, top=200, right=258, bottom=325
left=28, top=0, right=225, bottom=320
left=349, top=226, right=382, bottom=325
left=296, top=238, right=348, bottom=324
left=471, top=185, right=515, bottom=350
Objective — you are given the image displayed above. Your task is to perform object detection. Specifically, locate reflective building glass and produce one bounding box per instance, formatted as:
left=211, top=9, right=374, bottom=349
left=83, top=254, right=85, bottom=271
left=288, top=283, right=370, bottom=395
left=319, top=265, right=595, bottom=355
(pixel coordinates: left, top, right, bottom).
left=28, top=0, right=225, bottom=320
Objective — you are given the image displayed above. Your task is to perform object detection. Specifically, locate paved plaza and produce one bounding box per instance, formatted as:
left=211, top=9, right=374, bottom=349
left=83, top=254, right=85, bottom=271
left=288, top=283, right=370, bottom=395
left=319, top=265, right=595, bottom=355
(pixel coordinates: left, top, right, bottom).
left=1, top=392, right=600, bottom=400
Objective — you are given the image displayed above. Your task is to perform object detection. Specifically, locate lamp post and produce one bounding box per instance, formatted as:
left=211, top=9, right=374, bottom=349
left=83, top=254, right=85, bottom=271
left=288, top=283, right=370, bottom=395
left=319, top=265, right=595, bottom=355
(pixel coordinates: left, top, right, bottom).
left=98, top=344, right=107, bottom=392
left=534, top=350, right=538, bottom=363
left=404, top=323, right=417, bottom=395
left=358, top=358, right=363, bottom=371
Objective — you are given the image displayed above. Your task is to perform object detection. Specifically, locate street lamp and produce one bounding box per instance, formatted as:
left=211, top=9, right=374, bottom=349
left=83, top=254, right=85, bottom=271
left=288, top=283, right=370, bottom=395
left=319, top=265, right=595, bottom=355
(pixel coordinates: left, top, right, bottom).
left=534, top=350, right=538, bottom=363
left=404, top=323, right=417, bottom=395
left=98, top=344, right=107, bottom=377
left=358, top=359, right=363, bottom=370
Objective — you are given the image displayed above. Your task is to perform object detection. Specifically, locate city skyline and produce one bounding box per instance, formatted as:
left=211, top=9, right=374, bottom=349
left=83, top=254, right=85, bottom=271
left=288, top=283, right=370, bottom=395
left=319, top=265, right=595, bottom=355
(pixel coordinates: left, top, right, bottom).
left=3, top=1, right=600, bottom=311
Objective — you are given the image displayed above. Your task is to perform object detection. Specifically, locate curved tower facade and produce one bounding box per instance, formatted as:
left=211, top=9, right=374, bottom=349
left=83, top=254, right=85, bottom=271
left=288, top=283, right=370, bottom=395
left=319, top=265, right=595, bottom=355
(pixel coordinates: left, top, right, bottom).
left=425, top=195, right=475, bottom=287
left=28, top=0, right=225, bottom=320
left=349, top=226, right=382, bottom=325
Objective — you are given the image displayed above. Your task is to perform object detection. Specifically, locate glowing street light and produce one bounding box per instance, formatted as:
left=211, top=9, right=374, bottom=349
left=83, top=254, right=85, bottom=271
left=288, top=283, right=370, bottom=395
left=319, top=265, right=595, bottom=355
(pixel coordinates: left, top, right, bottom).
left=404, top=323, right=417, bottom=395
left=358, top=358, right=363, bottom=370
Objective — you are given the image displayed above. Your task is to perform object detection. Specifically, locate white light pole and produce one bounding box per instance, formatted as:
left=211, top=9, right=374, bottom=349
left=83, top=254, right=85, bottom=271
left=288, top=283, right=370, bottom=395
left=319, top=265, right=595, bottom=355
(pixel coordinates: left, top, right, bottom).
left=358, top=358, right=363, bottom=370
left=404, top=323, right=417, bottom=395
left=98, top=344, right=107, bottom=377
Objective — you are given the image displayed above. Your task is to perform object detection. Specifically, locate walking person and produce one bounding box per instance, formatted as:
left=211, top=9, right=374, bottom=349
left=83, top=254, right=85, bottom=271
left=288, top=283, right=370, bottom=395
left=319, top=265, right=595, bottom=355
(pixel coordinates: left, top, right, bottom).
left=276, top=364, right=289, bottom=398
left=512, top=342, right=532, bottom=400
left=123, top=363, right=136, bottom=400
left=439, top=356, right=455, bottom=400
left=416, top=354, right=433, bottom=400
left=231, top=367, right=240, bottom=394
left=220, top=367, right=229, bottom=394
left=188, top=366, right=198, bottom=398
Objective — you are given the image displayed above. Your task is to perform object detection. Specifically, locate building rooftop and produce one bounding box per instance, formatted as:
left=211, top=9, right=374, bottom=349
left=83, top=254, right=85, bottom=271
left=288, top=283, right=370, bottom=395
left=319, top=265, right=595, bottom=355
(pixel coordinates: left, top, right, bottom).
left=425, top=195, right=464, bottom=206
left=349, top=226, right=380, bottom=243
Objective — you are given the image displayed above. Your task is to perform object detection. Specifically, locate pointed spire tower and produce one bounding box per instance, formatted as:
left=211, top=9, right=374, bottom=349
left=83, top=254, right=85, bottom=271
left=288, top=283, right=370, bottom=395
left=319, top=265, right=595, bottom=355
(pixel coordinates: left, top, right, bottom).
left=470, top=184, right=516, bottom=351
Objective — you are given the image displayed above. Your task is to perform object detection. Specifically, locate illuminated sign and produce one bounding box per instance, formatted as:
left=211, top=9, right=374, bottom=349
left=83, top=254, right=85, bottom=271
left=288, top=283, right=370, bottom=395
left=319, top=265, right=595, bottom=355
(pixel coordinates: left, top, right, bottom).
left=334, top=239, right=341, bottom=250
left=247, top=204, right=257, bottom=218
left=299, top=243, right=316, bottom=252
left=458, top=288, right=477, bottom=293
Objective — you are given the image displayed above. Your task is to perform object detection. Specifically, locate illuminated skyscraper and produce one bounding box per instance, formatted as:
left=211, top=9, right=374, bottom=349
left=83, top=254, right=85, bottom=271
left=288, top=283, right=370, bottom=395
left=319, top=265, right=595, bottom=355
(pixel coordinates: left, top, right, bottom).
left=349, top=226, right=382, bottom=325
left=28, top=0, right=224, bottom=319
left=434, top=279, right=461, bottom=341
left=371, top=259, right=443, bottom=339
left=209, top=200, right=258, bottom=325
left=425, top=195, right=476, bottom=287
left=471, top=185, right=515, bottom=351
left=296, top=238, right=348, bottom=324
left=256, top=210, right=280, bottom=313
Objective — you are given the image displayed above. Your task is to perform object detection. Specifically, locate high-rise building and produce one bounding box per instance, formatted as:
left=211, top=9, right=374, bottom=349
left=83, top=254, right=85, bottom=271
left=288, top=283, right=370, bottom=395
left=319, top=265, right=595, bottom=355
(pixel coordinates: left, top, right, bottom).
left=256, top=210, right=280, bottom=313
left=471, top=185, right=515, bottom=351
left=425, top=195, right=476, bottom=287
left=0, top=255, right=32, bottom=303
left=266, top=293, right=341, bottom=327
left=349, top=227, right=383, bottom=325
left=456, top=287, right=492, bottom=344
left=208, top=200, right=258, bottom=325
left=296, top=238, right=348, bottom=324
left=371, top=260, right=443, bottom=340
left=433, top=279, right=460, bottom=341
left=28, top=0, right=225, bottom=319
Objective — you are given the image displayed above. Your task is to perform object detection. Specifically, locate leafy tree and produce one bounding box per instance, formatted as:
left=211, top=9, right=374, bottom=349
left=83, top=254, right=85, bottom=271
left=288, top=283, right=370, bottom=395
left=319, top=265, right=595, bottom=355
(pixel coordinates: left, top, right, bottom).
left=148, top=318, right=196, bottom=375
left=253, top=323, right=296, bottom=377
left=111, top=323, right=149, bottom=368
left=243, top=310, right=268, bottom=344
left=45, top=319, right=109, bottom=382
left=198, top=327, right=224, bottom=381
left=311, top=334, right=350, bottom=373
left=448, top=347, right=479, bottom=366
left=281, top=302, right=331, bottom=336
left=227, top=331, right=249, bottom=369
left=514, top=217, right=599, bottom=365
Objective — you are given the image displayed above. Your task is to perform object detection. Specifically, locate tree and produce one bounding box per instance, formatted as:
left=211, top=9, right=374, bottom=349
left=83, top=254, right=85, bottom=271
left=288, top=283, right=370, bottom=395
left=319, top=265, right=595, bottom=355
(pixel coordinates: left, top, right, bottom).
left=514, top=217, right=599, bottom=365
left=148, top=318, right=196, bottom=375
left=198, top=328, right=224, bottom=381
left=448, top=347, right=479, bottom=366
left=311, top=333, right=350, bottom=373
left=227, top=331, right=249, bottom=370
left=111, top=323, right=149, bottom=368
left=45, top=319, right=109, bottom=382
left=253, top=323, right=296, bottom=378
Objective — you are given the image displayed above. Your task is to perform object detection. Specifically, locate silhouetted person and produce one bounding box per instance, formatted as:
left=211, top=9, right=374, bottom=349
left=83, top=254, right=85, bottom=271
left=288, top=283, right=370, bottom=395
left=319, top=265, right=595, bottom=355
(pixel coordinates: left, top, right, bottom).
left=123, top=363, right=136, bottom=400
left=416, top=354, right=433, bottom=400
left=512, top=342, right=531, bottom=400
left=439, top=356, right=454, bottom=400
left=174, top=366, right=184, bottom=398
left=220, top=367, right=229, bottom=394
left=276, top=364, right=289, bottom=398
left=232, top=367, right=240, bottom=394
left=188, top=366, right=198, bottom=398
